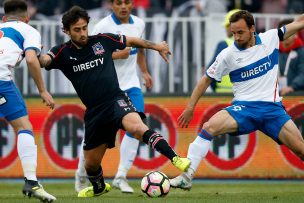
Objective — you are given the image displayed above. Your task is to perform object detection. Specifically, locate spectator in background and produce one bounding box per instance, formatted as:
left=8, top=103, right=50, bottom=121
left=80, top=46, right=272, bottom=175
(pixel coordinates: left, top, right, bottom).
left=286, top=0, right=304, bottom=14
left=278, top=19, right=304, bottom=96
left=207, top=9, right=239, bottom=93
left=133, top=0, right=150, bottom=9
left=36, top=0, right=61, bottom=16
left=195, top=0, right=227, bottom=15
left=227, top=0, right=261, bottom=13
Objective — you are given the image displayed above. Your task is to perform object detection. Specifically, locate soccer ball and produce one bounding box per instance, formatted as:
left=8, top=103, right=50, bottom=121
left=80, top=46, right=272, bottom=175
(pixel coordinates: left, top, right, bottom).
left=141, top=171, right=170, bottom=197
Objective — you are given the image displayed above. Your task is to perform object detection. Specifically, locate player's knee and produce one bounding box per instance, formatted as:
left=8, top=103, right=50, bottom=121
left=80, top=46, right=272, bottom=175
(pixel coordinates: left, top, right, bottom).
left=13, top=120, right=33, bottom=132
left=127, top=123, right=146, bottom=140
left=202, top=122, right=217, bottom=135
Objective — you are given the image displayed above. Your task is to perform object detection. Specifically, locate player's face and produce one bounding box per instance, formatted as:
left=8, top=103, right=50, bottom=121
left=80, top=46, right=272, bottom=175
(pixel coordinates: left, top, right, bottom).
left=112, top=0, right=133, bottom=23
left=66, top=18, right=88, bottom=47
left=230, top=19, right=255, bottom=49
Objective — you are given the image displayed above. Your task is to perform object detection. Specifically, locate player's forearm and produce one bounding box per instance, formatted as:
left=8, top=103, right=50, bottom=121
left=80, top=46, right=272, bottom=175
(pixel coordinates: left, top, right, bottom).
left=126, top=37, right=159, bottom=51
left=39, top=54, right=52, bottom=67
left=27, top=59, right=47, bottom=93
left=285, top=14, right=304, bottom=40
left=186, top=75, right=211, bottom=110
left=137, top=48, right=149, bottom=74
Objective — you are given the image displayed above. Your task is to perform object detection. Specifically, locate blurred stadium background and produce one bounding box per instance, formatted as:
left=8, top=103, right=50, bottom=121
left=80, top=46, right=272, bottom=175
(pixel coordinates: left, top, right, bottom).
left=0, top=0, right=304, bottom=195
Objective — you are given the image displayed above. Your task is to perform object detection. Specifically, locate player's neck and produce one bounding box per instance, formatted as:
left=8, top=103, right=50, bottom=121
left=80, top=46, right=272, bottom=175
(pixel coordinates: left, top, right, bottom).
left=4, top=14, right=28, bottom=23
left=246, top=34, right=256, bottom=48
left=71, top=40, right=83, bottom=49
left=119, top=17, right=130, bottom=24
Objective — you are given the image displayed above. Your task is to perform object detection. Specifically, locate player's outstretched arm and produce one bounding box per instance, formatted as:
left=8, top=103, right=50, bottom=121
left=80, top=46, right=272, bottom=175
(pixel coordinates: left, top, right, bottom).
left=284, top=14, right=304, bottom=40
left=178, top=75, right=212, bottom=128
left=125, top=36, right=171, bottom=63
left=25, top=50, right=55, bottom=109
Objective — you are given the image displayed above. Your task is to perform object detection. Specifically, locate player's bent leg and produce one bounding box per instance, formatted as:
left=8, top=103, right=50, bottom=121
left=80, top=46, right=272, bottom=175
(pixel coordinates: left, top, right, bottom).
left=10, top=116, right=57, bottom=201
left=122, top=113, right=191, bottom=172
left=171, top=110, right=237, bottom=190
left=278, top=120, right=304, bottom=160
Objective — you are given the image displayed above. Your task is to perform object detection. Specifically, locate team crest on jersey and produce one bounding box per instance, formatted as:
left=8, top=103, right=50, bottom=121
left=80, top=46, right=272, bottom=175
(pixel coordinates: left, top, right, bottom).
left=92, top=42, right=105, bottom=55
left=117, top=99, right=128, bottom=107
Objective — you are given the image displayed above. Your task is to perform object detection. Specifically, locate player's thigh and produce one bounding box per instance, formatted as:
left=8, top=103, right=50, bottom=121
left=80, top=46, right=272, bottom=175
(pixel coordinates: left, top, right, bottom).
left=122, top=112, right=148, bottom=139
left=0, top=80, right=28, bottom=124
left=84, top=143, right=108, bottom=168
left=278, top=120, right=304, bottom=156
left=203, top=110, right=238, bottom=136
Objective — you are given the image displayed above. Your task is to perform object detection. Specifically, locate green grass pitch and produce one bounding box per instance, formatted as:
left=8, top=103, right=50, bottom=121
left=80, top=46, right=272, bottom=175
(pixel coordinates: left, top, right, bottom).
left=1, top=180, right=304, bottom=203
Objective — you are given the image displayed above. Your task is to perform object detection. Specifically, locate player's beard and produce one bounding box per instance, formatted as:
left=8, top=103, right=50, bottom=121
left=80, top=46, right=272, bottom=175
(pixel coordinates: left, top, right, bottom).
left=237, top=34, right=253, bottom=49
left=72, top=36, right=88, bottom=48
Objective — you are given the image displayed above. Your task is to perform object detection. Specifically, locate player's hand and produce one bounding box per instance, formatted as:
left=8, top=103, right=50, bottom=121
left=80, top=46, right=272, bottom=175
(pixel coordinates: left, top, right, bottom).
left=113, top=47, right=131, bottom=60
left=40, top=90, right=55, bottom=109
left=157, top=41, right=171, bottom=63
left=177, top=108, right=194, bottom=128
left=143, top=72, right=153, bottom=89
left=280, top=86, right=294, bottom=96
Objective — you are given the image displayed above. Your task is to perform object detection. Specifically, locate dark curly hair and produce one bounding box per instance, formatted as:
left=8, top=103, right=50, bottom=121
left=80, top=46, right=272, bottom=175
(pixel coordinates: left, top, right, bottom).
left=62, top=6, right=90, bottom=31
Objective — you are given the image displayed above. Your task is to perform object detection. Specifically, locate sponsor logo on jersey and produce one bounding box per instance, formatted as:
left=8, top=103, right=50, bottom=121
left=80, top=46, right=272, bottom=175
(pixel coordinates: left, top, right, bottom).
left=73, top=58, right=104, bottom=72
left=240, top=61, right=271, bottom=79
left=117, top=99, right=127, bottom=107
left=70, top=56, right=77, bottom=61
left=92, top=42, right=105, bottom=55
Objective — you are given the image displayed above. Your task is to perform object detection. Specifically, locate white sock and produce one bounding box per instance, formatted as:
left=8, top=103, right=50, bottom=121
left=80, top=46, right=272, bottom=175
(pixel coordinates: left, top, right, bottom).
left=115, top=134, right=139, bottom=178
left=17, top=130, right=37, bottom=181
left=186, top=135, right=211, bottom=179
left=76, top=139, right=86, bottom=176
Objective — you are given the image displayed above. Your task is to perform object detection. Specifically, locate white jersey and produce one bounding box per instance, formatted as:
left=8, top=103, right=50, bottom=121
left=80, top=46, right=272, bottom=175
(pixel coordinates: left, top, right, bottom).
left=207, top=29, right=283, bottom=102
left=92, top=13, right=145, bottom=90
left=0, top=21, right=41, bottom=81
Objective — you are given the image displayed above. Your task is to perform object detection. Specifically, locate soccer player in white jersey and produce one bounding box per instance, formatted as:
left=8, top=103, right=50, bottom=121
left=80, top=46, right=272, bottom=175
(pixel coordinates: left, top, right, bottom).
left=74, top=0, right=152, bottom=193
left=170, top=10, right=304, bottom=190
left=0, top=0, right=56, bottom=202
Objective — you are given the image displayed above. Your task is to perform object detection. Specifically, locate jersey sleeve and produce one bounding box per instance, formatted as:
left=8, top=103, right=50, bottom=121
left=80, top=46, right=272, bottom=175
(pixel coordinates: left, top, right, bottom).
left=23, top=26, right=41, bottom=55
left=277, top=26, right=286, bottom=41
left=45, top=44, right=65, bottom=70
left=99, top=33, right=127, bottom=52
left=206, top=49, right=229, bottom=82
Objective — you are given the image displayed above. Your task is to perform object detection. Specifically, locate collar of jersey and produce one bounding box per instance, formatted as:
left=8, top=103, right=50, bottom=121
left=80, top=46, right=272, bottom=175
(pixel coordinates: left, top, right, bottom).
left=234, top=32, right=262, bottom=51
left=111, top=13, right=134, bottom=25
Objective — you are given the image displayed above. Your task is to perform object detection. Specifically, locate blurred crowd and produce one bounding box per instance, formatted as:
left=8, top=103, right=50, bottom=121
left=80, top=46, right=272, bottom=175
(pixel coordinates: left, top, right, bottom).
left=0, top=0, right=303, bottom=18
left=1, top=0, right=303, bottom=95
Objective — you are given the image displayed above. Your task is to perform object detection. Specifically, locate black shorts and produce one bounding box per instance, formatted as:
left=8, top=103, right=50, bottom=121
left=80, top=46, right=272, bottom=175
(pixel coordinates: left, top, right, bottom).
left=83, top=93, right=145, bottom=150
